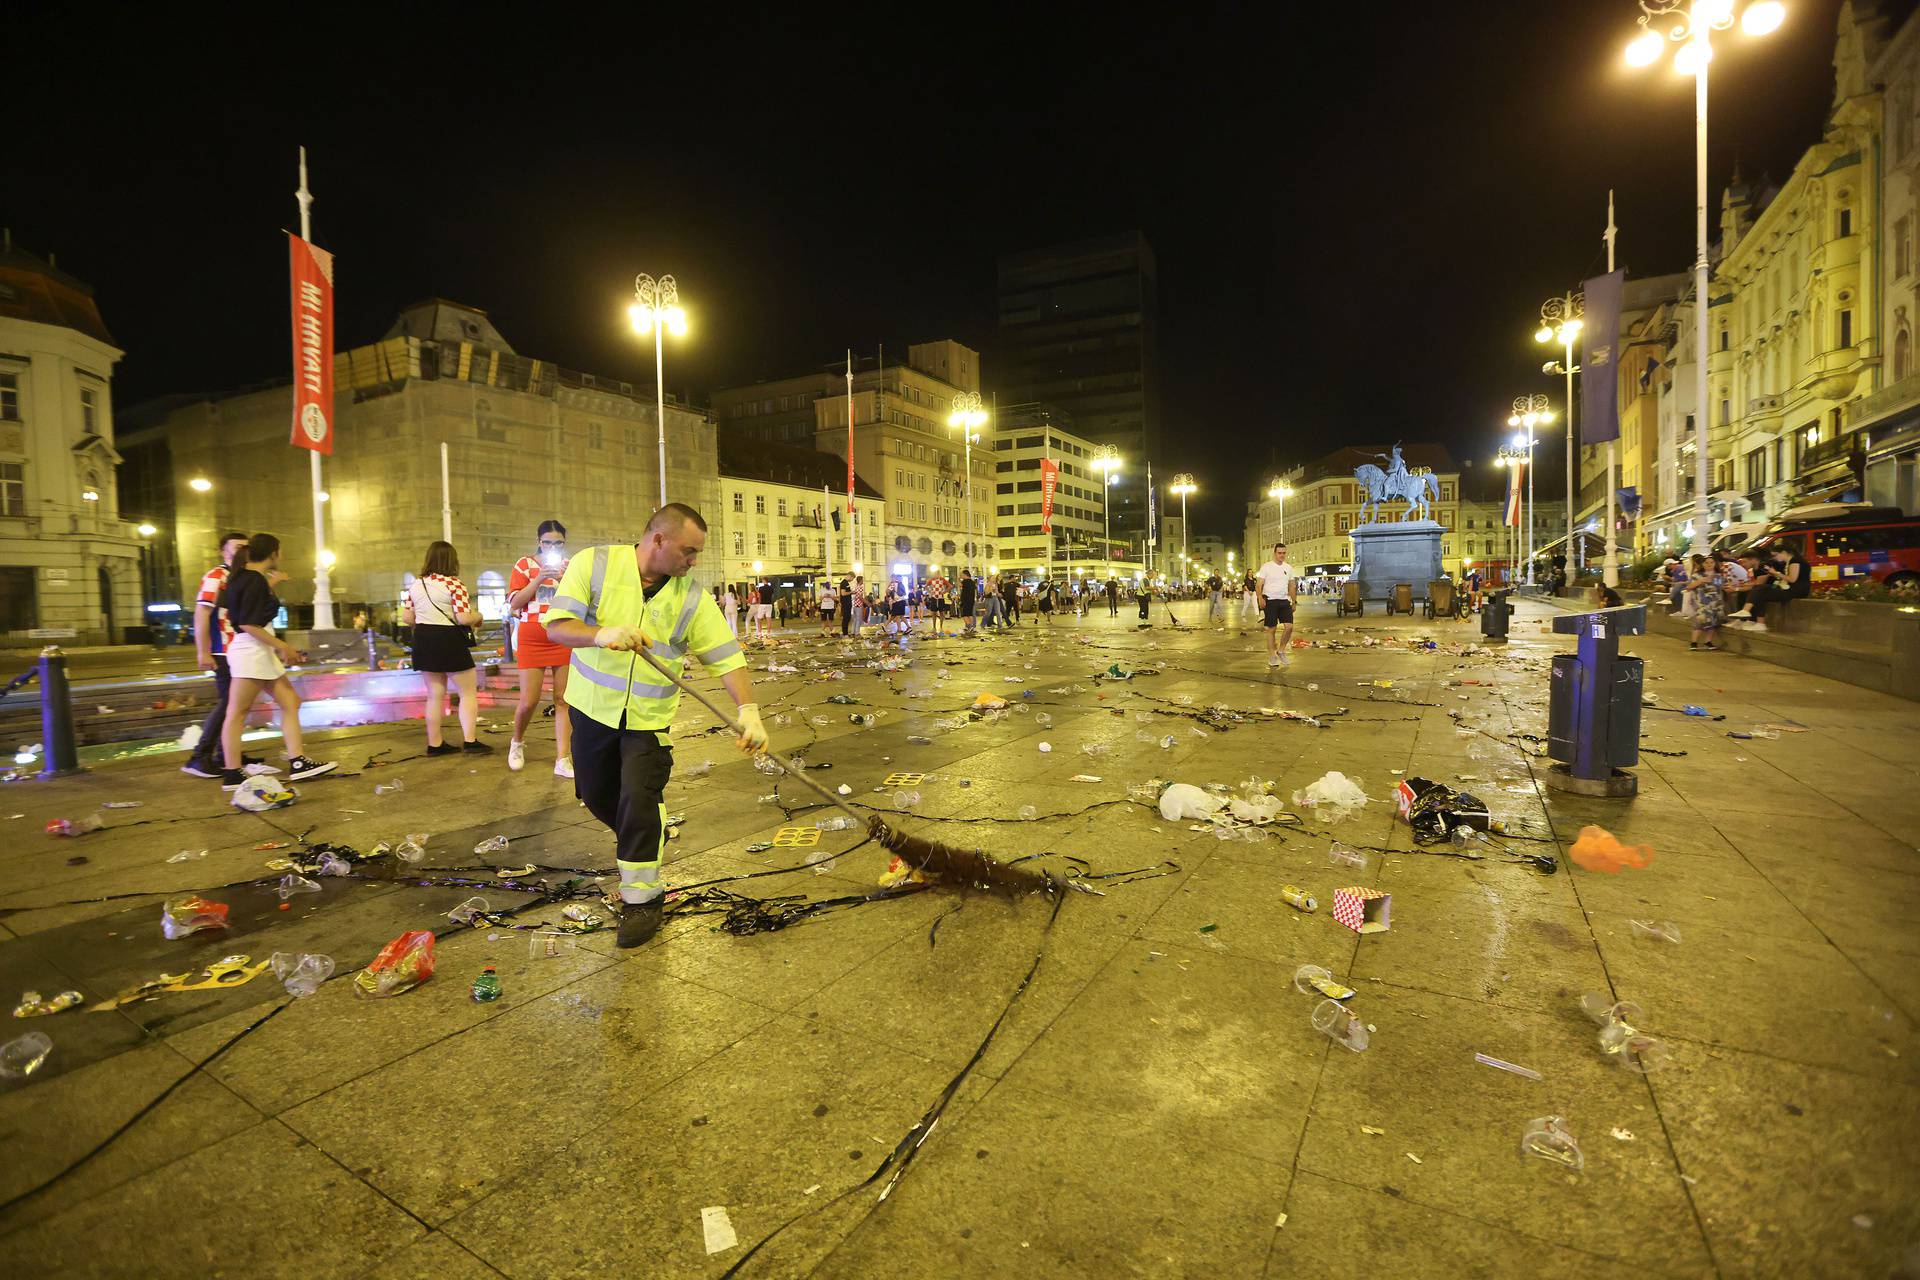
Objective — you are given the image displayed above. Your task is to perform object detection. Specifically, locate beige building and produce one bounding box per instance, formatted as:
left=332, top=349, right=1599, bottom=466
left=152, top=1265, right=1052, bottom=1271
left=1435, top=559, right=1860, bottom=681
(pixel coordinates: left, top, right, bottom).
left=713, top=436, right=884, bottom=589
left=990, top=403, right=1117, bottom=581
left=1861, top=3, right=1920, bottom=511
left=0, top=242, right=142, bottom=643
left=1244, top=445, right=1464, bottom=580
left=715, top=341, right=999, bottom=577
left=121, top=300, right=719, bottom=623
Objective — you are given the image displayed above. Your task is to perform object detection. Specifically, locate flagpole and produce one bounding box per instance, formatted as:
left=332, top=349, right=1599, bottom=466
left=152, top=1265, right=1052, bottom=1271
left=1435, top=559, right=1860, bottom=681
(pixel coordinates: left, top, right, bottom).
left=846, top=350, right=859, bottom=582
left=1603, top=191, right=1620, bottom=588
left=297, top=147, right=335, bottom=631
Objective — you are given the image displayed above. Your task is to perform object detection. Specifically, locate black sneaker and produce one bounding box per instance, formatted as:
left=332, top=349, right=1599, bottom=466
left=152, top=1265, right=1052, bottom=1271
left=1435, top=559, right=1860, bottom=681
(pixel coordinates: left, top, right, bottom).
left=286, top=755, right=337, bottom=781
left=615, top=898, right=666, bottom=949
left=180, top=758, right=221, bottom=779
left=461, top=739, right=494, bottom=754
left=220, top=768, right=246, bottom=791
left=426, top=742, right=460, bottom=756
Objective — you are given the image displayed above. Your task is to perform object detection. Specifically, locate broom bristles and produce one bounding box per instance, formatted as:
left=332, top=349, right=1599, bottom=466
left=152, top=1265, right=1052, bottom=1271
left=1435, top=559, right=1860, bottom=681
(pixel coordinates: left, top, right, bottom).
left=868, top=817, right=1055, bottom=896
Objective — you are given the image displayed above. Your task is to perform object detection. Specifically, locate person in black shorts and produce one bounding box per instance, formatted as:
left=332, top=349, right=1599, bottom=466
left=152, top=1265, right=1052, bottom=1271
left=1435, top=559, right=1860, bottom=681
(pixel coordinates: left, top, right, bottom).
left=1253, top=541, right=1298, bottom=668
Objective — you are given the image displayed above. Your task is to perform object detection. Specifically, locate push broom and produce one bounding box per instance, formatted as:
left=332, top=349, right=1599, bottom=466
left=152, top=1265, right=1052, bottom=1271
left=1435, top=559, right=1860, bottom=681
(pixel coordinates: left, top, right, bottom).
left=636, top=648, right=1053, bottom=895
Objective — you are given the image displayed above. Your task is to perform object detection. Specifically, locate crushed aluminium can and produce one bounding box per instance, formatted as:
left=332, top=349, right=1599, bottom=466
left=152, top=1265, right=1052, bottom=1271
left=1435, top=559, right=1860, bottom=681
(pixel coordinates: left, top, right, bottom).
left=1281, top=885, right=1317, bottom=913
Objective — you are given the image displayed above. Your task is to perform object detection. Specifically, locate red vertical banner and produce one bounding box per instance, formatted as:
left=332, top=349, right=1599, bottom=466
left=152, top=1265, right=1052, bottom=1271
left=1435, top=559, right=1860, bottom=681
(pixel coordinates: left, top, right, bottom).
left=288, top=233, right=335, bottom=455
left=1505, top=462, right=1524, bottom=526
left=1039, top=458, right=1059, bottom=531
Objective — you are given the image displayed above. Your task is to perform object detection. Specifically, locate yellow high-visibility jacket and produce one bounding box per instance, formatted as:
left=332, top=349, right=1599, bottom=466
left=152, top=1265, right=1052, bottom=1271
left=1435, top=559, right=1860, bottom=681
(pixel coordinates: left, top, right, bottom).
left=544, top=545, right=746, bottom=731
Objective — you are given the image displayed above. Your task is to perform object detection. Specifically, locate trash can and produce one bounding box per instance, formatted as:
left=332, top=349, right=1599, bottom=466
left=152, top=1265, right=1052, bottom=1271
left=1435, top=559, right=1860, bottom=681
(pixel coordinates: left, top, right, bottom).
left=1543, top=604, right=1645, bottom=798
left=1480, top=589, right=1512, bottom=642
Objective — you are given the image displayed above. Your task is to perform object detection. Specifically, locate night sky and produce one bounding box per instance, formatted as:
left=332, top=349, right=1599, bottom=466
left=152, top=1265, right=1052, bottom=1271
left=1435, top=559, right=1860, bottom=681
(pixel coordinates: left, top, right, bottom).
left=11, top=1, right=1858, bottom=532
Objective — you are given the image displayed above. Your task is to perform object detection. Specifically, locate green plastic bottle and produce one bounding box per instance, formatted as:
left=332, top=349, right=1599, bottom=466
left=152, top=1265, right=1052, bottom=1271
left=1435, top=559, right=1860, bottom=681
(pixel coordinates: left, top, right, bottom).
left=471, top=966, right=501, bottom=1003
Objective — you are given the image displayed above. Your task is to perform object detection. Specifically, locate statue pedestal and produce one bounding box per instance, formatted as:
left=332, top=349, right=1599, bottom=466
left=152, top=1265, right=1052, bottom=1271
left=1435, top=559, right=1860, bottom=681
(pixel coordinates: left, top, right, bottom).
left=1350, top=521, right=1445, bottom=601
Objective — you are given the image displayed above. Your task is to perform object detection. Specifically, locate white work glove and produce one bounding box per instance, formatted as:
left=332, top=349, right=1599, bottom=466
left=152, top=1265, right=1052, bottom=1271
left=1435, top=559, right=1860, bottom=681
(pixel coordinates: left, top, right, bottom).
left=735, top=703, right=768, bottom=753
left=594, top=625, right=648, bottom=652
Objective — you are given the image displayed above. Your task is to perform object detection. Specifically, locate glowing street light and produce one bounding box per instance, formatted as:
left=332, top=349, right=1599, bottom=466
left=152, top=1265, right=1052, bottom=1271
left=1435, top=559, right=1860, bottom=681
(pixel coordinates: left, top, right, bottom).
left=629, top=273, right=688, bottom=508
left=136, top=522, right=157, bottom=537
left=1507, top=395, right=1550, bottom=585
left=188, top=476, right=213, bottom=493
left=1536, top=291, right=1584, bottom=573
left=1169, top=474, right=1196, bottom=585
left=1092, top=446, right=1122, bottom=574
left=1623, top=0, right=1787, bottom=557
left=947, top=392, right=989, bottom=578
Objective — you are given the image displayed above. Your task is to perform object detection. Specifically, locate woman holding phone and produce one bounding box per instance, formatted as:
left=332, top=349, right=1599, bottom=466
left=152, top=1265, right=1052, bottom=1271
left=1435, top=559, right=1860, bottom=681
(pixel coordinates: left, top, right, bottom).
left=506, top=520, right=573, bottom=776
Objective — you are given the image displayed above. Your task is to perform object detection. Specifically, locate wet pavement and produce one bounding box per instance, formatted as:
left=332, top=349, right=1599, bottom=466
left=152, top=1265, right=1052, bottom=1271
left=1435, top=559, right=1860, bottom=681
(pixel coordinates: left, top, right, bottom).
left=0, top=596, right=1915, bottom=1278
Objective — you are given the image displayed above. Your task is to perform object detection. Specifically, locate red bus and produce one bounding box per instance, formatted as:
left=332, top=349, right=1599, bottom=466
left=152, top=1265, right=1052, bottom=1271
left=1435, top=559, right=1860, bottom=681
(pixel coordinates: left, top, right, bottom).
left=1747, top=507, right=1920, bottom=590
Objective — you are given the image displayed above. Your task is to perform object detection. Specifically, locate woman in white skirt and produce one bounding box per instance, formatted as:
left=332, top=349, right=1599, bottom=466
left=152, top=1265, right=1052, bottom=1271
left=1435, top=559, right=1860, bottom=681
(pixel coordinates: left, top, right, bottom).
left=404, top=540, right=492, bottom=757
left=217, top=533, right=337, bottom=788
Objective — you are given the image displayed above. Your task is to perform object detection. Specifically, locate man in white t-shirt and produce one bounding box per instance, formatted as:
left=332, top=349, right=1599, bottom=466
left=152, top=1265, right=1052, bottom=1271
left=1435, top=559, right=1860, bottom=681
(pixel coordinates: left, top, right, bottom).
left=1253, top=541, right=1298, bottom=668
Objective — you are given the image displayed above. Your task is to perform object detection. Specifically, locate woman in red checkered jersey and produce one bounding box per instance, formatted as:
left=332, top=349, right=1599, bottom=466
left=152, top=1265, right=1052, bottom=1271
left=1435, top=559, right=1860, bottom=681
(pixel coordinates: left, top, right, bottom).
left=505, top=519, right=574, bottom=777
left=403, top=540, right=492, bottom=756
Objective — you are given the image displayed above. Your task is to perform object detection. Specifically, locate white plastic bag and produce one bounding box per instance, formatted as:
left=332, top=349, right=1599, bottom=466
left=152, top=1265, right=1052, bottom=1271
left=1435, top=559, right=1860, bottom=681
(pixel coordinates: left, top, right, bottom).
left=230, top=775, right=296, bottom=812
left=1292, top=771, right=1369, bottom=819
left=1158, top=782, right=1226, bottom=822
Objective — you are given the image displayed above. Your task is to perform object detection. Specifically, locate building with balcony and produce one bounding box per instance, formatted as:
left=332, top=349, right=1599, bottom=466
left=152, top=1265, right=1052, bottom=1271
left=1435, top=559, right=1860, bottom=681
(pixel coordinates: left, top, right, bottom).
left=120, top=299, right=720, bottom=624
left=989, top=402, right=1116, bottom=582
left=713, top=436, right=884, bottom=592
left=714, top=341, right=998, bottom=580
left=1863, top=2, right=1920, bottom=513
left=0, top=240, right=141, bottom=643
left=1246, top=445, right=1464, bottom=582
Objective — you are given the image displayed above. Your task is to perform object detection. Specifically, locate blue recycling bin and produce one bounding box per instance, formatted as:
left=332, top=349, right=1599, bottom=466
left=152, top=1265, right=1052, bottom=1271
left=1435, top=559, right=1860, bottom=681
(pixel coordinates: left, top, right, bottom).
left=1544, top=604, right=1645, bottom=798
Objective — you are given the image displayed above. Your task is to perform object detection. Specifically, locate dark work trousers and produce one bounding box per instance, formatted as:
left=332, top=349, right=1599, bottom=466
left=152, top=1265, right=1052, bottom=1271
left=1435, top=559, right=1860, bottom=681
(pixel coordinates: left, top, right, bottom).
left=1138, top=595, right=1150, bottom=619
left=192, top=656, right=232, bottom=762
left=569, top=706, right=674, bottom=890
left=840, top=601, right=852, bottom=635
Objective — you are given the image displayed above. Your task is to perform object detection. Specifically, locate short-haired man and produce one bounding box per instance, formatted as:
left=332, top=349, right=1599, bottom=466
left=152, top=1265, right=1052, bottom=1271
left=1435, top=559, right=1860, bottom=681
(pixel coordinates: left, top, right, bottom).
left=1254, top=541, right=1298, bottom=668
left=181, top=532, right=273, bottom=778
left=543, top=504, right=768, bottom=948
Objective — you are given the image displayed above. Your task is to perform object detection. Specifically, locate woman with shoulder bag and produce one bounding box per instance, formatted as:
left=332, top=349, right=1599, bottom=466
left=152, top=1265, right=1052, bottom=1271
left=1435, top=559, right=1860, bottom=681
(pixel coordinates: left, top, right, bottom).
left=405, top=540, right=492, bottom=756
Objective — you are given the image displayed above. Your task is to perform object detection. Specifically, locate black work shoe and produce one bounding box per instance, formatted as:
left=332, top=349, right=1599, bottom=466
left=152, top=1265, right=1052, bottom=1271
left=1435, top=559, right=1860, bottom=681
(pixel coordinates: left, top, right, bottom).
left=180, top=758, right=221, bottom=779
left=220, top=769, right=246, bottom=791
left=461, top=739, right=494, bottom=753
left=615, top=898, right=666, bottom=949
left=426, top=742, right=460, bottom=756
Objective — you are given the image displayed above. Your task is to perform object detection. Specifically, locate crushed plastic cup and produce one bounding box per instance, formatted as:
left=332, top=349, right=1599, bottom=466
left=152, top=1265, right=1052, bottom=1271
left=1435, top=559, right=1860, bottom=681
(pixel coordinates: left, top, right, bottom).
left=1034, top=713, right=1053, bottom=728
left=1018, top=804, right=1038, bottom=820
left=893, top=790, right=921, bottom=809
left=753, top=755, right=786, bottom=776
left=447, top=896, right=492, bottom=926
left=683, top=760, right=714, bottom=778
left=395, top=833, right=428, bottom=863
left=0, top=1031, right=53, bottom=1079
left=314, top=852, right=352, bottom=877
left=374, top=780, right=405, bottom=795
left=1520, top=1115, right=1583, bottom=1170
left=1128, top=781, right=1167, bottom=805
left=1629, top=919, right=1683, bottom=944
left=275, top=874, right=322, bottom=901
left=1158, top=735, right=1177, bottom=750
left=805, top=848, right=838, bottom=874
left=1311, top=998, right=1370, bottom=1052
left=166, top=849, right=208, bottom=864
left=1579, top=992, right=1645, bottom=1027
left=1081, top=743, right=1110, bottom=757
left=815, top=815, right=859, bottom=832
left=270, top=951, right=335, bottom=997
left=1328, top=842, right=1369, bottom=871
left=1135, top=730, right=1156, bottom=744
left=1597, top=1021, right=1672, bottom=1073
left=473, top=835, right=510, bottom=856
left=1294, top=965, right=1356, bottom=1000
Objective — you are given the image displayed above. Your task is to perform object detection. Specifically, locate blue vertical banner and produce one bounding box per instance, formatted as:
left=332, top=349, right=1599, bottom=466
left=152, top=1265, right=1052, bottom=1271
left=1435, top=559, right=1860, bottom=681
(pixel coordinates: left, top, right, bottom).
left=1581, top=269, right=1625, bottom=445
left=1147, top=481, right=1157, bottom=553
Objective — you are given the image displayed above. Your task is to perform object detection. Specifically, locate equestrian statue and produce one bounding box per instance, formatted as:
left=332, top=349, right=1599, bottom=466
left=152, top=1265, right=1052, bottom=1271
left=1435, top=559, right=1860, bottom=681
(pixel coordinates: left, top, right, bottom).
left=1353, top=443, right=1440, bottom=524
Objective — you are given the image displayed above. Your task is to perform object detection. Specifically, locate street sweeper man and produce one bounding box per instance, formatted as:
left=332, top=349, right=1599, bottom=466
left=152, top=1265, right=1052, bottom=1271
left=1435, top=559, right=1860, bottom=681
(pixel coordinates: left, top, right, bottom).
left=544, top=503, right=769, bottom=948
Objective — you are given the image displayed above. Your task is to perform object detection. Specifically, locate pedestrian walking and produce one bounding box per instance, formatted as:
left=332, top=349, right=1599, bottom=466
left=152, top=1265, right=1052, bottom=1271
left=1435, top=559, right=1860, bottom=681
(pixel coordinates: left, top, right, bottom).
left=959, top=573, right=978, bottom=633
left=1003, top=576, right=1021, bottom=625
left=1105, top=576, right=1119, bottom=616
left=542, top=504, right=766, bottom=947
left=406, top=540, right=493, bottom=757
left=181, top=531, right=269, bottom=779
left=838, top=575, right=854, bottom=635
left=1254, top=541, right=1299, bottom=668
left=721, top=582, right=740, bottom=636
left=1207, top=573, right=1225, bottom=625
left=1240, top=571, right=1259, bottom=622
left=215, top=533, right=337, bottom=787
left=506, top=519, right=573, bottom=777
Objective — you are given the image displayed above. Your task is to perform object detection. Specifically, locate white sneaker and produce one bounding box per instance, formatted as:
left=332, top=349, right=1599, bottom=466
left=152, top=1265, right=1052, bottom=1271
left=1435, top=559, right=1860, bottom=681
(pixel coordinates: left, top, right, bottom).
left=1268, top=654, right=1282, bottom=668
left=507, top=740, right=525, bottom=772
left=1280, top=651, right=1292, bottom=667
left=554, top=757, right=574, bottom=779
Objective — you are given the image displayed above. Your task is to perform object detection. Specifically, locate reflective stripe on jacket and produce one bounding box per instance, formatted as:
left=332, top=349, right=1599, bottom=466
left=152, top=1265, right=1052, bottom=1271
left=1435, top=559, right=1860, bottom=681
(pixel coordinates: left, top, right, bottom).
left=544, top=545, right=747, bottom=731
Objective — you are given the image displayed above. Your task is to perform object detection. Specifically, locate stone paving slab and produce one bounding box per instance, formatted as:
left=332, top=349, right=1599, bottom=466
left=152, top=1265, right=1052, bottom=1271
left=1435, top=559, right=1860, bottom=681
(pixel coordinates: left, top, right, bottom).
left=0, top=598, right=1916, bottom=1276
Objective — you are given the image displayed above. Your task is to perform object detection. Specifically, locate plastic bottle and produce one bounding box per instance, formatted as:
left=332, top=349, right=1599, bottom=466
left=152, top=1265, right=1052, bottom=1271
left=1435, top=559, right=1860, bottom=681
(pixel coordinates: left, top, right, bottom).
left=0, top=1031, right=53, bottom=1079
left=473, top=835, right=510, bottom=855
left=815, top=815, right=860, bottom=832
left=471, top=966, right=502, bottom=1003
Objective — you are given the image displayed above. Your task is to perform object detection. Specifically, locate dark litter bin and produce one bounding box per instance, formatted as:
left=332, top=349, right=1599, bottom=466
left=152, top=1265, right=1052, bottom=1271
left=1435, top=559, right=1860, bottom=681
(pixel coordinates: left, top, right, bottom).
left=1480, top=588, right=1513, bottom=643
left=1544, top=604, right=1645, bottom=798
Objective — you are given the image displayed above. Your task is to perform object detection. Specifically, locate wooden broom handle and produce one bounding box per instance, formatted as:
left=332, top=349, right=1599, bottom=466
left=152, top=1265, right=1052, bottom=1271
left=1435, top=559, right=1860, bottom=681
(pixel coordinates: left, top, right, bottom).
left=633, top=646, right=867, bottom=823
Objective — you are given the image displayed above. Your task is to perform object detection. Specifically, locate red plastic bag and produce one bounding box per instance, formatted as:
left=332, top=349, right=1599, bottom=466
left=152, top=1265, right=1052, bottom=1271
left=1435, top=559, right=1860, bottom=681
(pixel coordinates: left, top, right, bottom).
left=161, top=895, right=230, bottom=939
left=1568, top=825, right=1653, bottom=874
left=353, top=929, right=436, bottom=998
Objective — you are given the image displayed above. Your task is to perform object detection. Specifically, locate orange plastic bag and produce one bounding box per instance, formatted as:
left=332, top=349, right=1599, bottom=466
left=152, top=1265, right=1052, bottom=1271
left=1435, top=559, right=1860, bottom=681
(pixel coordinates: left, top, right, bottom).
left=353, top=929, right=437, bottom=997
left=1568, top=826, right=1653, bottom=874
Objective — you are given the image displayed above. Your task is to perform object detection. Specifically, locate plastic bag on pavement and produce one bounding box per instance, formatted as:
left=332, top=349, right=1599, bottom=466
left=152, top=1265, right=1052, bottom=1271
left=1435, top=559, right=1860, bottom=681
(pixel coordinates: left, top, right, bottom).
left=270, top=951, right=335, bottom=997
left=161, top=895, right=230, bottom=939
left=230, top=776, right=296, bottom=812
left=1292, top=771, right=1369, bottom=819
left=1393, top=777, right=1491, bottom=846
left=1159, top=782, right=1226, bottom=822
left=1568, top=825, right=1653, bottom=874
left=1229, top=794, right=1283, bottom=825
left=354, top=930, right=436, bottom=998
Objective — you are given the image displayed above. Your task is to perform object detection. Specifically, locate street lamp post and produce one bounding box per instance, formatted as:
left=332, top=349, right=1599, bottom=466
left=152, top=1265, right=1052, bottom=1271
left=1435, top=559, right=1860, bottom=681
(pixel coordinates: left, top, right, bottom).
left=1625, top=0, right=1785, bottom=558
left=1536, top=294, right=1584, bottom=574
left=628, top=274, right=688, bottom=510
left=1169, top=474, right=1195, bottom=586
left=947, top=393, right=988, bottom=579
left=1092, top=446, right=1122, bottom=576
left=1506, top=395, right=1553, bottom=585
left=1495, top=444, right=1529, bottom=586
left=1266, top=480, right=1292, bottom=558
